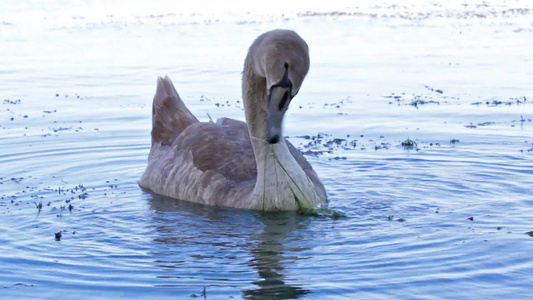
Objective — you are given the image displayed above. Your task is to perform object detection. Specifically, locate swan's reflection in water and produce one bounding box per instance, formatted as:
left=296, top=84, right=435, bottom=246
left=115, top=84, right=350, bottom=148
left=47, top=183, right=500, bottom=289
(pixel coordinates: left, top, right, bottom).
left=149, top=194, right=311, bottom=299
left=243, top=212, right=311, bottom=299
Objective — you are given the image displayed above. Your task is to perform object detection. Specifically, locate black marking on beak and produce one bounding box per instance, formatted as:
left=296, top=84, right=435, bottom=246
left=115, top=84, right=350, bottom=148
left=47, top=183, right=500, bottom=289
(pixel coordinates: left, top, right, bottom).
left=268, top=64, right=293, bottom=111
left=278, top=91, right=289, bottom=110
left=265, top=63, right=294, bottom=144
left=269, top=64, right=293, bottom=93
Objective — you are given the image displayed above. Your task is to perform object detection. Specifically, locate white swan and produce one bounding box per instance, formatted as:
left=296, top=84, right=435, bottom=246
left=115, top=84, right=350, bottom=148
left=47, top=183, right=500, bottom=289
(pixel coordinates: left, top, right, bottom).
left=140, top=29, right=327, bottom=211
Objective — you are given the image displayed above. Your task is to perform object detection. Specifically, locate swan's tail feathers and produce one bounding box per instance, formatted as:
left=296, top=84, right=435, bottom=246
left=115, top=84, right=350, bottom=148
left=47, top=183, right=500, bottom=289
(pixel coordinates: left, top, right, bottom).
left=151, top=76, right=199, bottom=146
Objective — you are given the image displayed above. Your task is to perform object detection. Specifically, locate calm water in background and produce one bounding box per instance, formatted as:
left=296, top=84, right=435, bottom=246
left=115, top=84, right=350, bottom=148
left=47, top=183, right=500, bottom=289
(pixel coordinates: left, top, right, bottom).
left=1, top=0, right=532, bottom=298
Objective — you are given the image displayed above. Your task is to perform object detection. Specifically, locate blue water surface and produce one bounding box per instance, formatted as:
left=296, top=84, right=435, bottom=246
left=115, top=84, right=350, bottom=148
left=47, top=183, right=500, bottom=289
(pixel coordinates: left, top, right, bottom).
left=1, top=0, right=532, bottom=299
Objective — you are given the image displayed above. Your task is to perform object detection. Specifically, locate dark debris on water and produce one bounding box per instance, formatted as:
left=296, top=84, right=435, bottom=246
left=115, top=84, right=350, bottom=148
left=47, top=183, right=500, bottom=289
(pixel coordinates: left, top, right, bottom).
left=401, top=138, right=418, bottom=151
left=383, top=86, right=449, bottom=108
left=190, top=287, right=207, bottom=299
left=387, top=215, right=406, bottom=222
left=471, top=96, right=529, bottom=107
left=291, top=132, right=458, bottom=157
left=2, top=179, right=125, bottom=218
left=3, top=99, right=21, bottom=105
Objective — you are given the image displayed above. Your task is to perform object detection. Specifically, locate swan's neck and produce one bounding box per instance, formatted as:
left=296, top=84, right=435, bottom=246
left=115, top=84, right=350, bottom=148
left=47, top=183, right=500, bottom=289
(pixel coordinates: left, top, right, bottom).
left=242, top=63, right=323, bottom=211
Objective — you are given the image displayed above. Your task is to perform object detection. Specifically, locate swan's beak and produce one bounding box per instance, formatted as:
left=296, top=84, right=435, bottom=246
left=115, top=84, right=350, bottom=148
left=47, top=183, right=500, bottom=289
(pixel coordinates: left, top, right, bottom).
left=266, top=85, right=292, bottom=144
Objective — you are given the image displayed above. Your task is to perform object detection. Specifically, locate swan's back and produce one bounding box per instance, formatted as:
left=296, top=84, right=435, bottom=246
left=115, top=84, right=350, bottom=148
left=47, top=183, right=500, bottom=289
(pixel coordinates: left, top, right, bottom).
left=176, top=120, right=257, bottom=182
left=140, top=77, right=259, bottom=207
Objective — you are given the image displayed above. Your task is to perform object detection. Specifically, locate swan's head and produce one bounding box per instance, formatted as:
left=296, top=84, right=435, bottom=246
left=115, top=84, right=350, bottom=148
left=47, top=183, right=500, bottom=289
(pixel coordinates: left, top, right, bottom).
left=250, top=29, right=310, bottom=144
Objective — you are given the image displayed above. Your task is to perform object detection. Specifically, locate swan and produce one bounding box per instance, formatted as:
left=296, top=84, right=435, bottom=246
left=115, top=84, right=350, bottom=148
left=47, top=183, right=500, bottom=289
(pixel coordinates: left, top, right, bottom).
left=139, top=29, right=327, bottom=211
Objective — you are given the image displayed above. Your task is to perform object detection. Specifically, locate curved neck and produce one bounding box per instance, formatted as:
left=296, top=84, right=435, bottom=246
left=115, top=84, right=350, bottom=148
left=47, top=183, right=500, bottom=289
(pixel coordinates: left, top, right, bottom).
left=242, top=57, right=322, bottom=211
left=242, top=64, right=268, bottom=142
left=243, top=54, right=288, bottom=162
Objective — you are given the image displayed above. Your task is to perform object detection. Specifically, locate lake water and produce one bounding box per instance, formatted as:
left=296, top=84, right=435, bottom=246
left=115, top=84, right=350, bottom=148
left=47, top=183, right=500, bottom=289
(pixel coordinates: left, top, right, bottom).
left=1, top=0, right=532, bottom=299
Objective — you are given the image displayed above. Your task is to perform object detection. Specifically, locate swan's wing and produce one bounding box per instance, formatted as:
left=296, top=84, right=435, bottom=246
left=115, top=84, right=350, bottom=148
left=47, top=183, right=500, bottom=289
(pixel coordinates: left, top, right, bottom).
left=151, top=76, right=198, bottom=147
left=177, top=119, right=257, bottom=182
left=140, top=118, right=257, bottom=207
